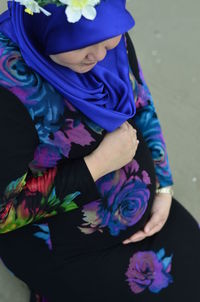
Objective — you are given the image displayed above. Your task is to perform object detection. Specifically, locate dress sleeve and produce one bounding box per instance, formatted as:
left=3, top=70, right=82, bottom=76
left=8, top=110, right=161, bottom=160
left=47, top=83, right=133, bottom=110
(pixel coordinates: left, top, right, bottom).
left=0, top=87, right=100, bottom=234
left=126, top=33, right=174, bottom=189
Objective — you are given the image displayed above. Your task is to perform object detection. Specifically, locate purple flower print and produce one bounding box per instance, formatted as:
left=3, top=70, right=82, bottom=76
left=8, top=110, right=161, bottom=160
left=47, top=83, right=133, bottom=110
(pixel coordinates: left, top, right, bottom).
left=78, top=160, right=151, bottom=236
left=46, top=119, right=96, bottom=158
left=31, top=118, right=96, bottom=169
left=125, top=248, right=173, bottom=294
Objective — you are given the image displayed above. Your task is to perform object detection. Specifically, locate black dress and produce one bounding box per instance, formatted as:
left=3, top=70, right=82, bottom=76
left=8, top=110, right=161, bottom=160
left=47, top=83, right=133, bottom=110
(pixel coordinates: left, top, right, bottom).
left=0, top=33, right=199, bottom=302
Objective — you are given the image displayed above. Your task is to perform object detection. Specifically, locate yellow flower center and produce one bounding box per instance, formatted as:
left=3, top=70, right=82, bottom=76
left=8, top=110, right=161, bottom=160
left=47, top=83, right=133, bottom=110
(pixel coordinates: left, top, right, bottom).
left=71, top=0, right=89, bottom=9
left=25, top=8, right=34, bottom=15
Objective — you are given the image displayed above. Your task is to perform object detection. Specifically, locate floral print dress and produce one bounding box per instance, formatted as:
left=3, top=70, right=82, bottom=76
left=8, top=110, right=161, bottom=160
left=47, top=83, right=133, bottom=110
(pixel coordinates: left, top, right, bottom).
left=0, top=32, right=199, bottom=302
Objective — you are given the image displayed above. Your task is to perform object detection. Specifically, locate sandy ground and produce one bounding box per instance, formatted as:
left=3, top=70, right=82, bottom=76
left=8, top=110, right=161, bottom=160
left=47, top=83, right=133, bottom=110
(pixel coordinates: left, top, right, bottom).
left=0, top=0, right=199, bottom=301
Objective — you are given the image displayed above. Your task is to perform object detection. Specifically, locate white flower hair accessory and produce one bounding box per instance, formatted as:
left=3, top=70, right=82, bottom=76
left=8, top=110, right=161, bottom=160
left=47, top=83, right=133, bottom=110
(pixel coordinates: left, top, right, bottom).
left=14, top=0, right=52, bottom=16
left=14, top=0, right=101, bottom=23
left=59, top=0, right=100, bottom=23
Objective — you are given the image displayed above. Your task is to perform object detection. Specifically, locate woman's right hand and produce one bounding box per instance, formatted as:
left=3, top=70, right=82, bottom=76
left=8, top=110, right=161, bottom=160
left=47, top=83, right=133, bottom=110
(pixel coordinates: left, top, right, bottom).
left=84, top=121, right=139, bottom=181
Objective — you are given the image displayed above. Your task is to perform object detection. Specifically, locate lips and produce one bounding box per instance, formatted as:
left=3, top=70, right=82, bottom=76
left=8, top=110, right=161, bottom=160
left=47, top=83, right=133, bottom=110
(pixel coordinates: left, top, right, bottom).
left=83, top=61, right=97, bottom=66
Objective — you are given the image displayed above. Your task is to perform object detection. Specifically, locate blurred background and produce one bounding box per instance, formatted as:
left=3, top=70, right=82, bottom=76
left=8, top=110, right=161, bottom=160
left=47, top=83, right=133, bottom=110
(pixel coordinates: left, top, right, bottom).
left=127, top=0, right=200, bottom=223
left=0, top=0, right=199, bottom=301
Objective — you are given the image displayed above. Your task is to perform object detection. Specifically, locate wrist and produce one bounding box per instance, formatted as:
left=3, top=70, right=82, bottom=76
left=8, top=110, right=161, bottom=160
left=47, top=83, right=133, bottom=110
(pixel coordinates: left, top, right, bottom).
left=84, top=153, right=104, bottom=182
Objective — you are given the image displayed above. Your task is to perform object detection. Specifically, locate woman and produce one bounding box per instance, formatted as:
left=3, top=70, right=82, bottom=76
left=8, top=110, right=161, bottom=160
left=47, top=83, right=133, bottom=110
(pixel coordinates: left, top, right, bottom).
left=0, top=1, right=199, bottom=301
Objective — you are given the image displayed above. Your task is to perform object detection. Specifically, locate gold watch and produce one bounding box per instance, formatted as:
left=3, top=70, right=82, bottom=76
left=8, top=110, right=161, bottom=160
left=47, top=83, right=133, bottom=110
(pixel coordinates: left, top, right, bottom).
left=155, top=186, right=174, bottom=197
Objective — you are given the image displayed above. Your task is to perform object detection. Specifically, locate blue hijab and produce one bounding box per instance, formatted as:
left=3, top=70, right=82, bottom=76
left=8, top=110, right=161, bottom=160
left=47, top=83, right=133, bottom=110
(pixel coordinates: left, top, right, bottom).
left=0, top=0, right=136, bottom=132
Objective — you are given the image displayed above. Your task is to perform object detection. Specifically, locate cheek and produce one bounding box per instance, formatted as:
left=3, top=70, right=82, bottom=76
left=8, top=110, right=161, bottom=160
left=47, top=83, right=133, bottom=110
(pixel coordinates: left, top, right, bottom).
left=58, top=52, right=86, bottom=66
left=108, top=35, right=122, bottom=49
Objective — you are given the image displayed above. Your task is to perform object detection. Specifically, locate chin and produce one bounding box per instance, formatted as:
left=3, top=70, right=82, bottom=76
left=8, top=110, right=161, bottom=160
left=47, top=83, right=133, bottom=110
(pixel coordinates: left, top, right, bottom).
left=76, top=68, right=95, bottom=74
left=73, top=64, right=96, bottom=74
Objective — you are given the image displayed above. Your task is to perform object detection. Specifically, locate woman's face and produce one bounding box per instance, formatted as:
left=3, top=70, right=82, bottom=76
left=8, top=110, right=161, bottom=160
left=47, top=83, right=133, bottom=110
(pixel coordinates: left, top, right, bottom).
left=49, top=35, right=122, bottom=73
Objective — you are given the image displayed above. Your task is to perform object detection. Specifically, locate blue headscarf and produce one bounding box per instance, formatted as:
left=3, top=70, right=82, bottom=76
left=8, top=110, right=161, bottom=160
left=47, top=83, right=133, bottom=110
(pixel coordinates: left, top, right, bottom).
left=0, top=0, right=136, bottom=132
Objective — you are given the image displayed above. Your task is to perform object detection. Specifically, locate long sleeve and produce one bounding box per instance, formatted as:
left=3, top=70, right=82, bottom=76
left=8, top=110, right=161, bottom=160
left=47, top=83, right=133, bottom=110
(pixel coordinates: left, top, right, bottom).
left=126, top=33, right=174, bottom=189
left=0, top=87, right=100, bottom=234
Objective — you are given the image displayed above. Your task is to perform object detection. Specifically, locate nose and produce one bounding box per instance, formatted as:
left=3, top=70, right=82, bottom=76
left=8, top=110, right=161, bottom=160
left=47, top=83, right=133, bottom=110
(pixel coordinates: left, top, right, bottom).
left=88, top=45, right=107, bottom=62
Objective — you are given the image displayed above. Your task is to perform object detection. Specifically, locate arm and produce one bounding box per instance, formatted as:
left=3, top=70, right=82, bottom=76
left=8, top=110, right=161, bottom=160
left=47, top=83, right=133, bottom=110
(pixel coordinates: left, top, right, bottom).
left=126, top=33, right=174, bottom=189
left=0, top=87, right=100, bottom=234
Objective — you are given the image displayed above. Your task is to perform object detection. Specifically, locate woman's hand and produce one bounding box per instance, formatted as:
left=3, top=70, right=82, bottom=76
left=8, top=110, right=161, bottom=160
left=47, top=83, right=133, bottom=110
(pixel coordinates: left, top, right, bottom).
left=123, top=193, right=172, bottom=244
left=84, top=121, right=139, bottom=182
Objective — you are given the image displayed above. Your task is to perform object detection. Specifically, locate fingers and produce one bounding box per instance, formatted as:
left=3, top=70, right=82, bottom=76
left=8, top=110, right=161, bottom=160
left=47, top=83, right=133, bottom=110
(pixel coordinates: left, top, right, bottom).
left=122, top=122, right=138, bottom=147
left=144, top=213, right=164, bottom=234
left=128, top=124, right=138, bottom=144
left=144, top=222, right=164, bottom=237
left=121, top=121, right=129, bottom=129
left=123, top=230, right=147, bottom=244
left=122, top=214, right=166, bottom=244
left=124, top=121, right=137, bottom=133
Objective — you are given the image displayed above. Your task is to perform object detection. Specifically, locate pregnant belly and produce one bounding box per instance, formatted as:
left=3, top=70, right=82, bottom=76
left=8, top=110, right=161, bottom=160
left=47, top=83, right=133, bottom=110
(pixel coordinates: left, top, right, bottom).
left=78, top=121, right=156, bottom=240
left=49, top=121, right=156, bottom=251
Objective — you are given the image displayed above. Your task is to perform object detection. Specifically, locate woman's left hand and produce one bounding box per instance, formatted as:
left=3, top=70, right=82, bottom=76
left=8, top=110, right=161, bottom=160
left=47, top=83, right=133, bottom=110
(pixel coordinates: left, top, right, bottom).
left=122, top=193, right=172, bottom=244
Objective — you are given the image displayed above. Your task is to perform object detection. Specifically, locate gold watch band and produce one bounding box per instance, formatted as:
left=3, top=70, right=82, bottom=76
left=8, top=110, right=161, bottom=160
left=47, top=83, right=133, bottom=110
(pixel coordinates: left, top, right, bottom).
left=155, top=186, right=174, bottom=197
